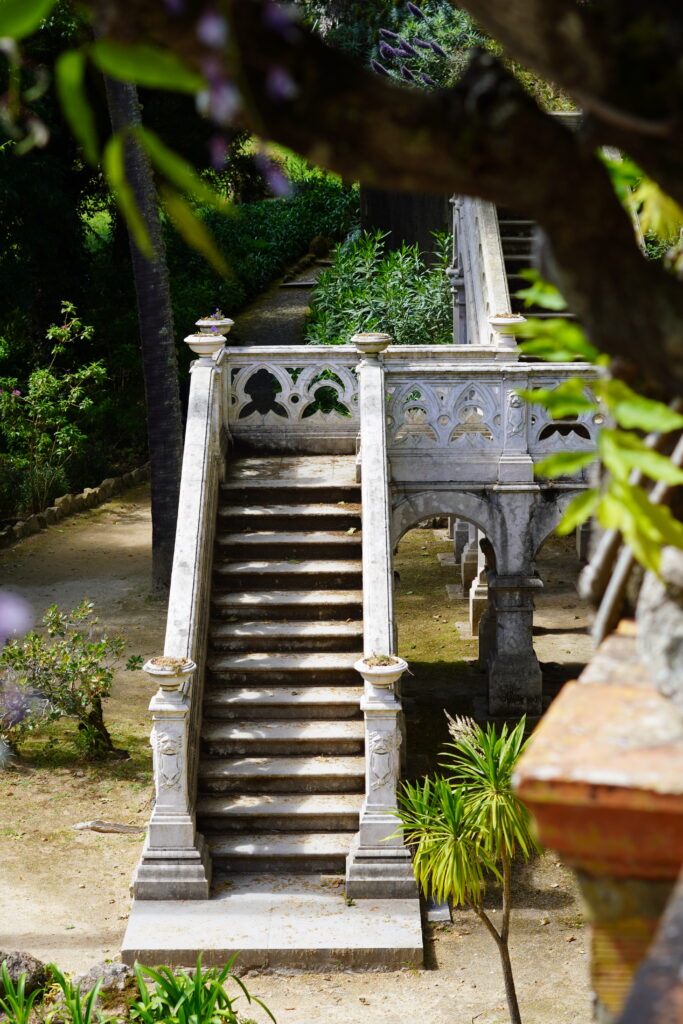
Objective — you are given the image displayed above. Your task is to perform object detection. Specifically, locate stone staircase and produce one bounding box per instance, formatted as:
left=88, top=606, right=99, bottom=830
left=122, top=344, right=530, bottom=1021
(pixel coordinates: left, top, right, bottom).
left=197, top=455, right=365, bottom=878
left=497, top=207, right=573, bottom=319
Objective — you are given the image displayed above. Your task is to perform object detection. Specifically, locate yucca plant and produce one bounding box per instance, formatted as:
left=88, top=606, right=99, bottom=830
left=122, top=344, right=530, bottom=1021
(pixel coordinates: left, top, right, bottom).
left=394, top=715, right=539, bottom=1024
left=0, top=961, right=43, bottom=1024
left=45, top=965, right=107, bottom=1024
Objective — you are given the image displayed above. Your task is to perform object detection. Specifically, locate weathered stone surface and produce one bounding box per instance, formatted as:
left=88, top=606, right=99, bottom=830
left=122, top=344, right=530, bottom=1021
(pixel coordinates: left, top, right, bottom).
left=131, top=467, right=147, bottom=484
left=72, top=962, right=135, bottom=996
left=44, top=506, right=61, bottom=524
left=637, top=547, right=683, bottom=712
left=34, top=513, right=47, bottom=530
left=11, top=522, right=27, bottom=541
left=121, top=472, right=134, bottom=488
left=22, top=515, right=42, bottom=535
left=71, top=494, right=86, bottom=513
left=0, top=526, right=13, bottom=548
left=54, top=494, right=74, bottom=513
left=0, top=951, right=48, bottom=996
left=82, top=487, right=98, bottom=508
left=98, top=478, right=118, bottom=498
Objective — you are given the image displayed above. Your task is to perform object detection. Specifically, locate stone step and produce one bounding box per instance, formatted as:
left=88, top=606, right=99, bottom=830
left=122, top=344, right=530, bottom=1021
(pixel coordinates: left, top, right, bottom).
left=207, top=650, right=361, bottom=685
left=206, top=831, right=355, bottom=872
left=213, top=559, right=363, bottom=591
left=202, top=719, right=364, bottom=756
left=218, top=503, right=361, bottom=532
left=209, top=620, right=364, bottom=654
left=221, top=480, right=360, bottom=505
left=211, top=589, right=363, bottom=621
left=197, top=793, right=363, bottom=833
left=204, top=684, right=362, bottom=719
left=216, top=530, right=362, bottom=559
left=199, top=755, right=365, bottom=793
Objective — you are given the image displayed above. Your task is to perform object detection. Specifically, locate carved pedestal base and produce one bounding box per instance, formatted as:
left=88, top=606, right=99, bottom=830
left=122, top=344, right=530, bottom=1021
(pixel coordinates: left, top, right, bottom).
left=345, top=834, right=417, bottom=899
left=487, top=574, right=543, bottom=716
left=460, top=540, right=479, bottom=592
left=469, top=574, right=488, bottom=636
left=132, top=831, right=212, bottom=900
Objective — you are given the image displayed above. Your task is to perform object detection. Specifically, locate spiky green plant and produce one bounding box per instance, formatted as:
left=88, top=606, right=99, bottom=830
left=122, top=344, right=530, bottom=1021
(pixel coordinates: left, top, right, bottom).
left=394, top=716, right=539, bottom=1024
left=0, top=961, right=43, bottom=1024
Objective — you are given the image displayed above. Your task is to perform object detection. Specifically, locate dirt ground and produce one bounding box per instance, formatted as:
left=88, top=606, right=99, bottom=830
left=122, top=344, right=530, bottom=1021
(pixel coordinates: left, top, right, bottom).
left=0, top=491, right=594, bottom=1023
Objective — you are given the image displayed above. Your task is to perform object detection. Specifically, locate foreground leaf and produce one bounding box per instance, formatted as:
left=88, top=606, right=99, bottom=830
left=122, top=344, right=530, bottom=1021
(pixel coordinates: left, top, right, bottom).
left=599, top=429, right=683, bottom=485
left=556, top=489, right=599, bottom=535
left=535, top=450, right=596, bottom=478
left=102, top=133, right=153, bottom=260
left=91, top=41, right=204, bottom=93
left=55, top=50, right=99, bottom=165
left=599, top=379, right=683, bottom=433
left=134, top=127, right=228, bottom=211
left=0, top=0, right=57, bottom=39
left=161, top=186, right=229, bottom=277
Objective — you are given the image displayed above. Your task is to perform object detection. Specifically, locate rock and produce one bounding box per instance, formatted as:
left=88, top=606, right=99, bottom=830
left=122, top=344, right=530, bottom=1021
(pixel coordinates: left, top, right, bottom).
left=98, top=478, right=118, bottom=499
left=22, top=515, right=42, bottom=536
left=0, top=527, right=13, bottom=548
left=34, top=513, right=48, bottom=530
left=44, top=506, right=62, bottom=525
left=121, top=473, right=134, bottom=489
left=82, top=487, right=99, bottom=508
left=0, top=951, right=48, bottom=996
left=11, top=522, right=27, bottom=541
left=72, top=962, right=135, bottom=996
left=131, top=467, right=146, bottom=484
left=54, top=494, right=74, bottom=514
left=71, top=494, right=86, bottom=513
left=637, top=547, right=683, bottom=711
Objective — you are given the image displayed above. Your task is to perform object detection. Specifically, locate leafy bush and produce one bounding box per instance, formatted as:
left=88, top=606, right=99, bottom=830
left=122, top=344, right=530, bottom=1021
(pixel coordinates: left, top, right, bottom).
left=167, top=175, right=360, bottom=341
left=305, top=230, right=452, bottom=346
left=0, top=302, right=106, bottom=517
left=0, top=600, right=142, bottom=760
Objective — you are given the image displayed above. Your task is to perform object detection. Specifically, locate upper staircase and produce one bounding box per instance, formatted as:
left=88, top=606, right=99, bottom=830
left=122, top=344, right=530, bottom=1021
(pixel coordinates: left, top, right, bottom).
left=497, top=207, right=574, bottom=320
left=197, top=454, right=365, bottom=877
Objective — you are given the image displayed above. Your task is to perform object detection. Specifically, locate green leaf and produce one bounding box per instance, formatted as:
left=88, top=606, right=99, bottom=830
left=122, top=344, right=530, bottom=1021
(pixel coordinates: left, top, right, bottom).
left=90, top=41, right=204, bottom=94
left=160, top=186, right=229, bottom=277
left=0, top=0, right=57, bottom=39
left=515, top=269, right=567, bottom=311
left=535, top=450, right=596, bottom=478
left=518, top=378, right=596, bottom=419
left=102, top=133, right=153, bottom=260
left=55, top=50, right=99, bottom=165
left=514, top=317, right=600, bottom=363
left=632, top=177, right=683, bottom=241
left=599, top=380, right=683, bottom=434
left=556, top=489, right=599, bottom=535
left=599, top=429, right=683, bottom=484
left=133, top=127, right=228, bottom=211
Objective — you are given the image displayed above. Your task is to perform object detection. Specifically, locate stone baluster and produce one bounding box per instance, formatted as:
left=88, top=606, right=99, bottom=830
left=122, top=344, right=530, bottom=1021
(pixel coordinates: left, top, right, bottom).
left=499, top=370, right=534, bottom=483
left=345, top=333, right=416, bottom=899
left=133, top=659, right=212, bottom=898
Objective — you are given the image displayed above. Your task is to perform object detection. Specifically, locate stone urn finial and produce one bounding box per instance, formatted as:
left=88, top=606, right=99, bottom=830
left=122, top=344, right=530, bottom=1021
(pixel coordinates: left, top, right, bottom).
left=184, top=331, right=226, bottom=363
left=489, top=313, right=526, bottom=350
left=354, top=653, right=408, bottom=690
left=143, top=656, right=196, bottom=693
left=352, top=332, right=392, bottom=358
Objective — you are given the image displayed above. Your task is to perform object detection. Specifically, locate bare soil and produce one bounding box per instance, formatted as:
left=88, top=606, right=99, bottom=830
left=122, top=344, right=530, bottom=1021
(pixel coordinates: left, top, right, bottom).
left=0, top=492, right=593, bottom=1023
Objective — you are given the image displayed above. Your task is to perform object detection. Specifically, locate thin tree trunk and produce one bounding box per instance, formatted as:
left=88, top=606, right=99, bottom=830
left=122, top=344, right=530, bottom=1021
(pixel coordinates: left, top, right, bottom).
left=470, top=893, right=523, bottom=1024
left=101, top=77, right=183, bottom=590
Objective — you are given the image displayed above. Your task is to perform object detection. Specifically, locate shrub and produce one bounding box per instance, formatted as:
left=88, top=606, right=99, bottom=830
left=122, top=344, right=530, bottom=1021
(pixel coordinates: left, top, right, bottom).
left=0, top=302, right=107, bottom=517
left=305, top=230, right=452, bottom=346
left=0, top=600, right=142, bottom=761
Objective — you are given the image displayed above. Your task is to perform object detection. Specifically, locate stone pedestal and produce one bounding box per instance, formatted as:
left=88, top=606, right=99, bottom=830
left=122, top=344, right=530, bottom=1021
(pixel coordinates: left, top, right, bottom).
left=132, top=681, right=211, bottom=900
left=461, top=527, right=479, bottom=592
left=346, top=659, right=416, bottom=899
left=576, top=519, right=592, bottom=562
left=487, top=574, right=543, bottom=716
left=452, top=518, right=470, bottom=562
left=469, top=541, right=488, bottom=636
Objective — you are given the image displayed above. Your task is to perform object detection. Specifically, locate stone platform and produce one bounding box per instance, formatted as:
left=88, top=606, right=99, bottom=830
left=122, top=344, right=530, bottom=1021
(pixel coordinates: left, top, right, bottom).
left=121, top=873, right=423, bottom=970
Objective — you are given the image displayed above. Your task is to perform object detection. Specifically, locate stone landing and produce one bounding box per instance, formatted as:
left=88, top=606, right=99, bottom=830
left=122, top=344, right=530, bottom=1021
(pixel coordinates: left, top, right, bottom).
left=121, top=874, right=423, bottom=970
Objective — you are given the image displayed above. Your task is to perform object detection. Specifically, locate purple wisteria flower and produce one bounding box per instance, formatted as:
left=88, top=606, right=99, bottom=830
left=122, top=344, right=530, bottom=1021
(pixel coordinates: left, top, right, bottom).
left=164, top=0, right=183, bottom=13
left=370, top=59, right=391, bottom=77
left=254, top=153, right=293, bottom=198
left=11, top=389, right=20, bottom=397
left=406, top=2, right=428, bottom=20
left=266, top=65, right=299, bottom=102
left=400, top=64, right=416, bottom=81
left=397, top=39, right=418, bottom=57
left=209, top=134, right=228, bottom=168
left=379, top=29, right=400, bottom=41
left=420, top=72, right=437, bottom=86
left=430, top=41, right=448, bottom=57
left=206, top=81, right=241, bottom=124
left=0, top=591, right=31, bottom=644
left=263, top=1, right=301, bottom=43
left=197, top=9, right=229, bottom=49
left=379, top=41, right=399, bottom=60
left=412, top=37, right=433, bottom=49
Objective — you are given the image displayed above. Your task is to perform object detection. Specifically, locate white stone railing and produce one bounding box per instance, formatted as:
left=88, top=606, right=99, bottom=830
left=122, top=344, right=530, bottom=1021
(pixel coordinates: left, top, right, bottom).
left=457, top=197, right=511, bottom=345
left=133, top=349, right=225, bottom=899
left=385, top=358, right=600, bottom=486
left=225, top=346, right=360, bottom=453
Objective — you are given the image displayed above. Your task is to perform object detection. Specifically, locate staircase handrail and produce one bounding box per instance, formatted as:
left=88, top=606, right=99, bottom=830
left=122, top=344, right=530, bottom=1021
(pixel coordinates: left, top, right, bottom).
left=457, top=196, right=511, bottom=345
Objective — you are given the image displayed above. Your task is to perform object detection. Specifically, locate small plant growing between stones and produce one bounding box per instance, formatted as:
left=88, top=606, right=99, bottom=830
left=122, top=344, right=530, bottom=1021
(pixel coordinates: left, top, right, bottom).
left=0, top=600, right=142, bottom=761
left=0, top=961, right=42, bottom=1024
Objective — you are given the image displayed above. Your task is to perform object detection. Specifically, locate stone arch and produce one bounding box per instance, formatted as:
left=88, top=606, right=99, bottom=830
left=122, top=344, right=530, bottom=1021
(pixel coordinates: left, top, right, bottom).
left=391, top=489, right=504, bottom=560
left=530, top=488, right=586, bottom=557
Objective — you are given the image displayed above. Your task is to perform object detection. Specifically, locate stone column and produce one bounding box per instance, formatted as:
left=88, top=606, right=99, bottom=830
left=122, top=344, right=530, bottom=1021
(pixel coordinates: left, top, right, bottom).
left=576, top=519, right=592, bottom=562
left=469, top=540, right=488, bottom=636
left=487, top=574, right=543, bottom=716
left=345, top=333, right=416, bottom=899
left=132, top=660, right=211, bottom=899
left=498, top=370, right=534, bottom=484
left=461, top=523, right=479, bottom=592
left=452, top=518, right=470, bottom=562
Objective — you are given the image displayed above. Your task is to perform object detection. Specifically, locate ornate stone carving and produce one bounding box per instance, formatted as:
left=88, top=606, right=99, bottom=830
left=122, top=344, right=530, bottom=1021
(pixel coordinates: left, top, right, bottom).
left=369, top=728, right=401, bottom=792
left=154, top=729, right=182, bottom=790
left=507, top=393, right=526, bottom=437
